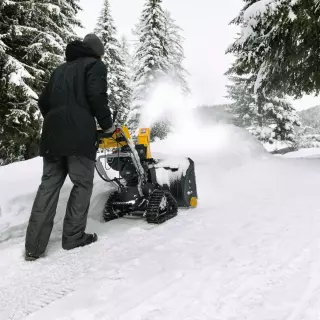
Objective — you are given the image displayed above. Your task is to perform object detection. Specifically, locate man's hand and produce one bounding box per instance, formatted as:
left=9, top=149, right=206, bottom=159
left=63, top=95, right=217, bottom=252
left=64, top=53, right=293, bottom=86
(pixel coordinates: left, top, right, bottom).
left=104, top=123, right=116, bottom=134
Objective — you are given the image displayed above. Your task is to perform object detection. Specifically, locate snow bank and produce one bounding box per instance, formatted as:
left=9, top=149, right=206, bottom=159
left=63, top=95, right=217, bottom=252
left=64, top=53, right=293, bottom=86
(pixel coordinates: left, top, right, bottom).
left=0, top=157, right=44, bottom=241
left=0, top=157, right=113, bottom=242
left=282, top=147, right=320, bottom=159
left=263, top=140, right=291, bottom=152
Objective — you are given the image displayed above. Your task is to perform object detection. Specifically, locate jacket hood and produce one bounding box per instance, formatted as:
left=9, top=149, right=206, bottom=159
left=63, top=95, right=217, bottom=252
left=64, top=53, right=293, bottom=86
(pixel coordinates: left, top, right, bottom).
left=65, top=40, right=100, bottom=62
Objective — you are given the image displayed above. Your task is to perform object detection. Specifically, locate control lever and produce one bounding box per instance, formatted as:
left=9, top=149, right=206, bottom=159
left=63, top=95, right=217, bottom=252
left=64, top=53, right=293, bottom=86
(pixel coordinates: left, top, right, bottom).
left=97, top=109, right=120, bottom=143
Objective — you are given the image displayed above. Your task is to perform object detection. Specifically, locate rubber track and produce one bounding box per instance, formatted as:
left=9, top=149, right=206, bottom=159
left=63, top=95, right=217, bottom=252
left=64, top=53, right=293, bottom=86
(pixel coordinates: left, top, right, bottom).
left=103, top=191, right=123, bottom=222
left=146, top=189, right=178, bottom=224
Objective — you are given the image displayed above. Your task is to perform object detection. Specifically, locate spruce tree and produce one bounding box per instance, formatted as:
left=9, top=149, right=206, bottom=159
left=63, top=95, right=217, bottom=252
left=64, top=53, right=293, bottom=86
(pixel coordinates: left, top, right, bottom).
left=119, top=36, right=132, bottom=72
left=164, top=10, right=190, bottom=95
left=227, top=75, right=301, bottom=144
left=227, top=0, right=320, bottom=98
left=226, top=0, right=306, bottom=144
left=0, top=1, right=40, bottom=164
left=129, top=3, right=190, bottom=139
left=119, top=36, right=134, bottom=125
left=95, top=0, right=131, bottom=126
left=0, top=0, right=81, bottom=164
left=0, top=55, right=36, bottom=164
left=130, top=0, right=170, bottom=130
left=226, top=75, right=256, bottom=128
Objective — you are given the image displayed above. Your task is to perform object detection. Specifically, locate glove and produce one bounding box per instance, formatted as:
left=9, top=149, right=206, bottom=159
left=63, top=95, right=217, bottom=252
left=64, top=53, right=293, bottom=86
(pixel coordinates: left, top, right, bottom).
left=104, top=123, right=116, bottom=134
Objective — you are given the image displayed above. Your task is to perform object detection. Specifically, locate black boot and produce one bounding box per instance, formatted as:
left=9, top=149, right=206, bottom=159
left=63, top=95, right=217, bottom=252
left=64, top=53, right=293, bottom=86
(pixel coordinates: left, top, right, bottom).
left=80, top=233, right=98, bottom=247
left=24, top=252, right=41, bottom=261
left=63, top=233, right=98, bottom=250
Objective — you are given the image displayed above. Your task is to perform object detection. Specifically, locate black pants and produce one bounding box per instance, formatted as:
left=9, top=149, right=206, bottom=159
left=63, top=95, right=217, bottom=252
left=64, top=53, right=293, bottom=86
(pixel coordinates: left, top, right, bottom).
left=25, top=155, right=95, bottom=256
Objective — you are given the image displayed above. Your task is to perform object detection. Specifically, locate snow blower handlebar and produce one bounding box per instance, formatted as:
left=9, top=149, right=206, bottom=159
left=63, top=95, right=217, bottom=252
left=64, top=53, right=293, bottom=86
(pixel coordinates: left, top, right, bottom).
left=96, top=110, right=119, bottom=142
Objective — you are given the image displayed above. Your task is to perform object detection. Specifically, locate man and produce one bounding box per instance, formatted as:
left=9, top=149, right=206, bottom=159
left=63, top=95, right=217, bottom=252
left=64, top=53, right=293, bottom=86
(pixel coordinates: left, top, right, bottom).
left=24, top=34, right=115, bottom=261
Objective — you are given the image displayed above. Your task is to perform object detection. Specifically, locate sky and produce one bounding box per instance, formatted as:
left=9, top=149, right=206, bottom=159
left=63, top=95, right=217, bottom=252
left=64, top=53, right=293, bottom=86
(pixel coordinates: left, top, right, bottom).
left=77, top=0, right=319, bottom=111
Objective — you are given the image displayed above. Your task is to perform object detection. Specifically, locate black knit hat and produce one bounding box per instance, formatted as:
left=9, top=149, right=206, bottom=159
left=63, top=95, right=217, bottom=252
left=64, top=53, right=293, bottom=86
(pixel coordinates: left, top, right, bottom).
left=83, top=33, right=105, bottom=56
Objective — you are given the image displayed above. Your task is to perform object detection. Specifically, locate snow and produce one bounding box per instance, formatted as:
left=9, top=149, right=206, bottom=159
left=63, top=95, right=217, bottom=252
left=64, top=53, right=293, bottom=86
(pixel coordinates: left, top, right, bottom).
left=282, top=148, right=320, bottom=159
left=288, top=8, right=297, bottom=21
left=154, top=167, right=170, bottom=186
left=45, top=4, right=61, bottom=14
left=0, top=157, right=114, bottom=242
left=154, top=153, right=190, bottom=173
left=236, top=0, right=290, bottom=46
left=152, top=153, right=192, bottom=186
left=243, top=0, right=275, bottom=21
left=3, top=84, right=320, bottom=319
left=263, top=140, right=292, bottom=152
left=7, top=56, right=38, bottom=99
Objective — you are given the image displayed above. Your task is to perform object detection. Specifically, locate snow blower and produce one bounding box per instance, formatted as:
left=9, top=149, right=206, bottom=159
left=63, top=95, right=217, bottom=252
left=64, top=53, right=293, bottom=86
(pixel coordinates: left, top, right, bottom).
left=95, top=124, right=198, bottom=224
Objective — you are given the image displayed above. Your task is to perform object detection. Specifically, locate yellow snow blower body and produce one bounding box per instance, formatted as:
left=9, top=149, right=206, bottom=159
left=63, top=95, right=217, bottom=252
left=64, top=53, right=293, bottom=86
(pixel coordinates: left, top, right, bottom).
left=98, top=127, right=152, bottom=159
left=95, top=125, right=198, bottom=224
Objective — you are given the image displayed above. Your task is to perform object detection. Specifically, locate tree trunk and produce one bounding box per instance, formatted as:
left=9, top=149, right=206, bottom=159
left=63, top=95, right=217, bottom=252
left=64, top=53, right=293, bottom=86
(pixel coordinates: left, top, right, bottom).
left=24, top=139, right=40, bottom=160
left=257, top=95, right=263, bottom=127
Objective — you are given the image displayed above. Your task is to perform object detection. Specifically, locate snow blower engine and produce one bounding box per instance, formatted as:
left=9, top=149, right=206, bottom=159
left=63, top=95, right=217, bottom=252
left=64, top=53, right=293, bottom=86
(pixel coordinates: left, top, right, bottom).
left=95, top=125, right=198, bottom=224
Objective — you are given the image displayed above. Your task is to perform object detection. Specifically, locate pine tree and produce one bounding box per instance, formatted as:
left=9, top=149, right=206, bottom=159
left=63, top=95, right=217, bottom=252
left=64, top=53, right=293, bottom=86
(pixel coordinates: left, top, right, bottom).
left=0, top=0, right=81, bottom=164
left=0, top=54, right=35, bottom=164
left=95, top=0, right=131, bottom=126
left=227, top=75, right=301, bottom=144
left=129, top=0, right=170, bottom=130
left=119, top=36, right=132, bottom=72
left=226, top=0, right=320, bottom=98
left=0, top=1, right=40, bottom=164
left=226, top=0, right=306, bottom=144
left=249, top=97, right=301, bottom=144
left=119, top=36, right=134, bottom=125
left=5, top=0, right=82, bottom=91
left=164, top=10, right=190, bottom=96
left=226, top=75, right=256, bottom=128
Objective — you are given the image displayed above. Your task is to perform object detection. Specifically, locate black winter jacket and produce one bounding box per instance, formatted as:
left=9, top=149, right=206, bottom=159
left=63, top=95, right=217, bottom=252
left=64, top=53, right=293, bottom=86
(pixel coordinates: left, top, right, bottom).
left=38, top=40, right=113, bottom=160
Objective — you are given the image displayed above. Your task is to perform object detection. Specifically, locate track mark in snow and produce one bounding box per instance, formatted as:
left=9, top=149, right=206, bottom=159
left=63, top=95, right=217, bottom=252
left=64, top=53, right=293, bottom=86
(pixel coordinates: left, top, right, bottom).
left=0, top=213, right=187, bottom=320
left=0, top=246, right=94, bottom=320
left=2, top=286, right=74, bottom=320
left=285, top=242, right=320, bottom=320
left=95, top=271, right=185, bottom=320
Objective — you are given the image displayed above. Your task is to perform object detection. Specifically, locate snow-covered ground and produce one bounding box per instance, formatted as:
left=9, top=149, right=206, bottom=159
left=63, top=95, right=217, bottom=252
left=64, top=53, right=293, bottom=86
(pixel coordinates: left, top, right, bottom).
left=2, top=122, right=320, bottom=319
left=282, top=147, right=320, bottom=159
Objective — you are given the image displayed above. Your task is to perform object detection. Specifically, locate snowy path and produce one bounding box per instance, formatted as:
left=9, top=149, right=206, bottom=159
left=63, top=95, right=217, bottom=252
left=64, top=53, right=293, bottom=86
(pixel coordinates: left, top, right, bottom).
left=2, top=153, right=320, bottom=319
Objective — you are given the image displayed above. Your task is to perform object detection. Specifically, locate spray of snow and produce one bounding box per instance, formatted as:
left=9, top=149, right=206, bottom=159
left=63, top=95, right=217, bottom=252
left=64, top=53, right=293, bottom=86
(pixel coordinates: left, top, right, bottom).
left=138, top=80, right=196, bottom=133
left=138, top=81, right=268, bottom=164
left=135, top=81, right=270, bottom=190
